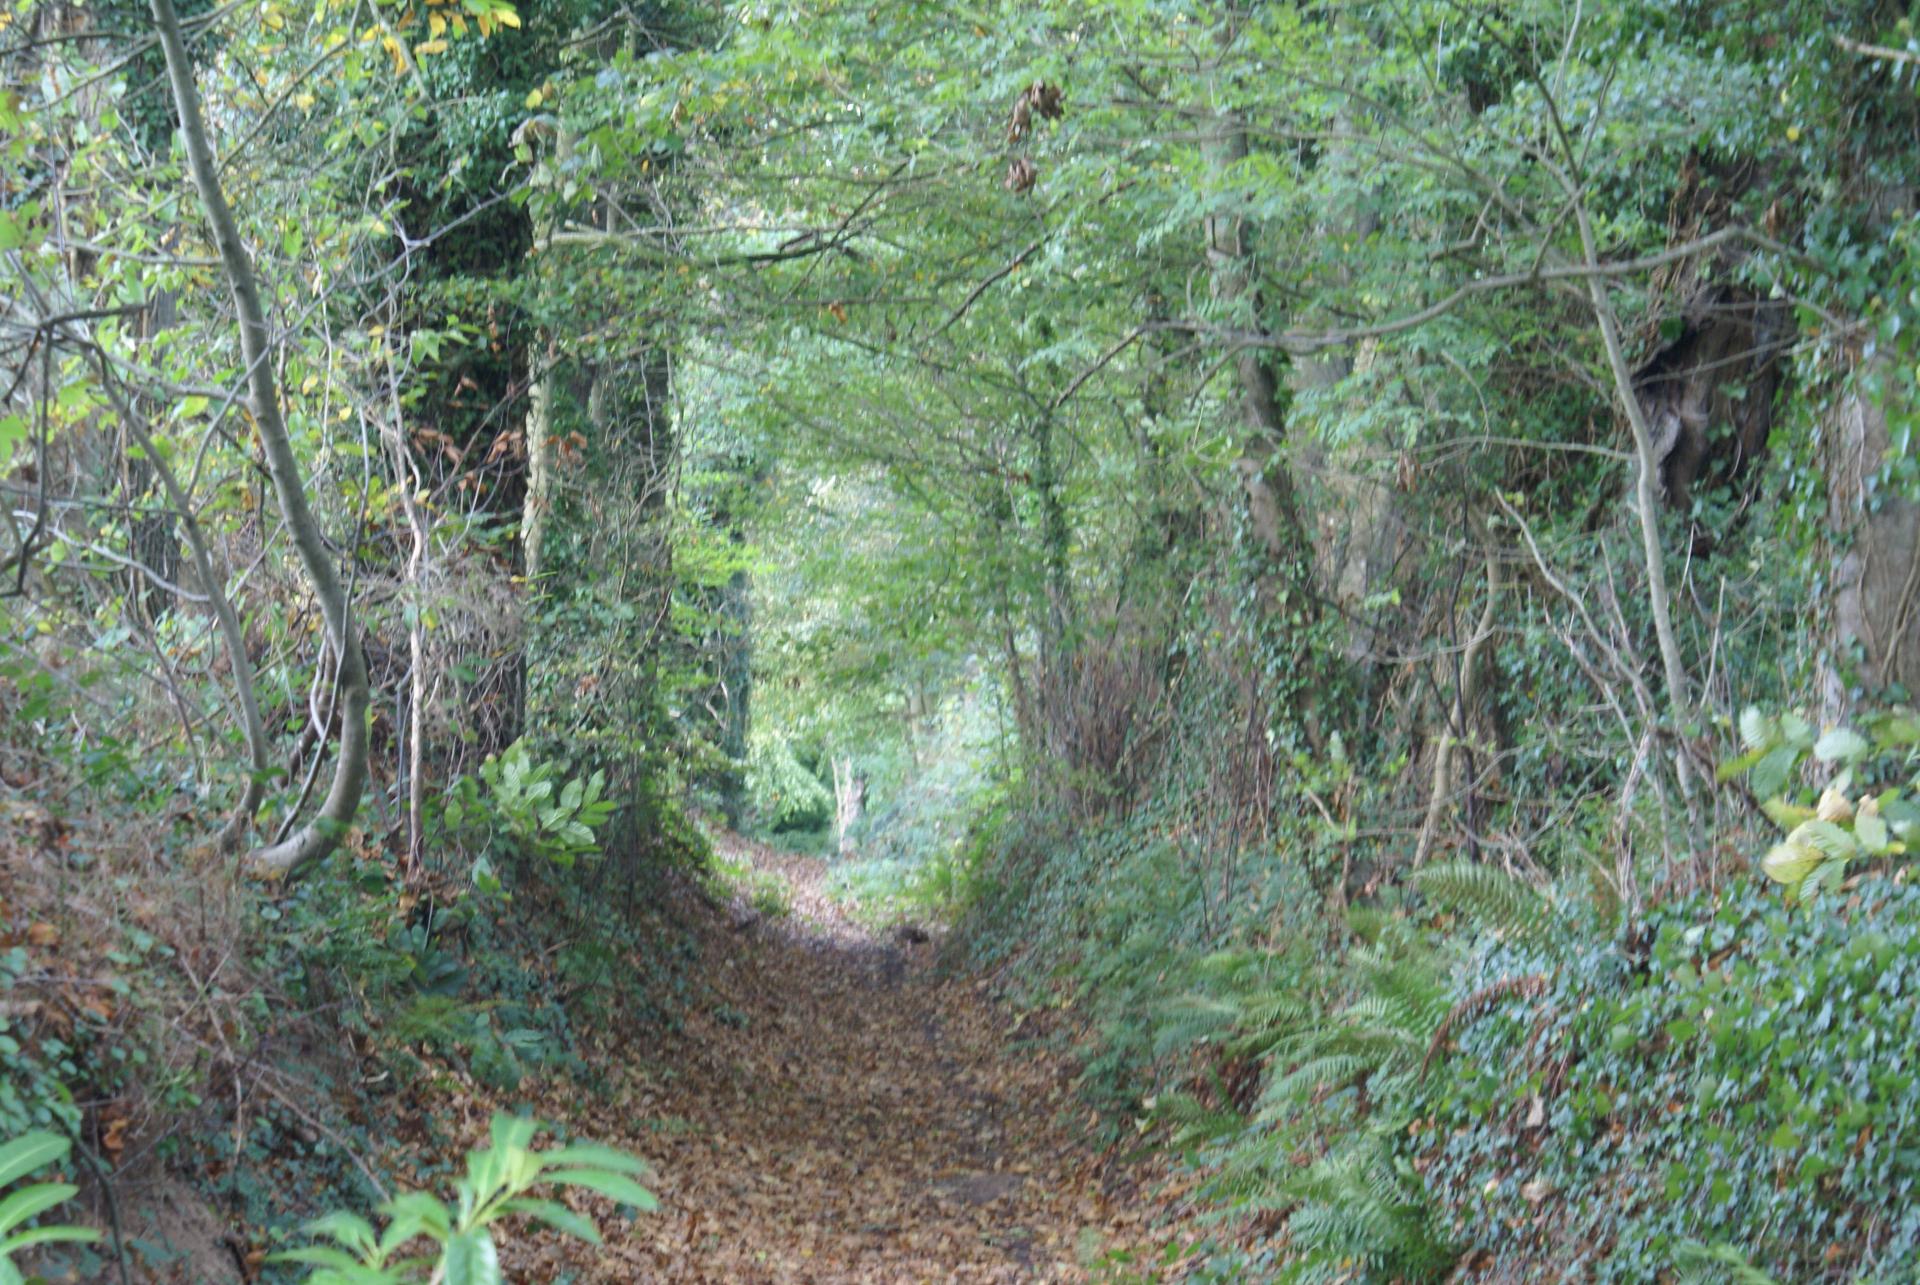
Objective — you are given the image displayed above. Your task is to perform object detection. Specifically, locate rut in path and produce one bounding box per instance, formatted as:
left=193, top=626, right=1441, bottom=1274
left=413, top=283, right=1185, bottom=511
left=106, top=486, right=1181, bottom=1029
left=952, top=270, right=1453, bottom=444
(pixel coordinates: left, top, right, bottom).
left=511, top=832, right=1187, bottom=1283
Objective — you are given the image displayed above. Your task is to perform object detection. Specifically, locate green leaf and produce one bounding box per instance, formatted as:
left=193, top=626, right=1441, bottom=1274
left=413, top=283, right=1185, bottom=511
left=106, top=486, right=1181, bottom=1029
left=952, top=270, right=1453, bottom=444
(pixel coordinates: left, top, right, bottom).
left=542, top=1169, right=657, bottom=1211
left=1751, top=745, right=1799, bottom=800
left=1813, top=727, right=1870, bottom=764
left=1793, top=820, right=1857, bottom=861
left=305, top=1210, right=378, bottom=1255
left=0, top=1183, right=79, bottom=1238
left=498, top=1197, right=600, bottom=1243
left=440, top=1230, right=502, bottom=1285
left=1717, top=744, right=1767, bottom=782
left=1760, top=797, right=1816, bottom=830
left=539, top=1144, right=651, bottom=1177
left=1761, top=838, right=1821, bottom=887
left=0, top=1223, right=100, bottom=1254
left=268, top=1245, right=365, bottom=1270
left=0, top=1133, right=67, bottom=1189
left=381, top=1191, right=452, bottom=1240
left=0, top=416, right=26, bottom=465
left=1856, top=811, right=1890, bottom=854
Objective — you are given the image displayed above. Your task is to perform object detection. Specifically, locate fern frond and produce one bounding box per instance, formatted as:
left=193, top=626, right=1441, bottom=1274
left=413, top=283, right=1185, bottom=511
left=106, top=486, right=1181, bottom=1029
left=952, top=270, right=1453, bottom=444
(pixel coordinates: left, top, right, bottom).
left=1414, top=860, right=1561, bottom=950
left=1672, top=1239, right=1783, bottom=1285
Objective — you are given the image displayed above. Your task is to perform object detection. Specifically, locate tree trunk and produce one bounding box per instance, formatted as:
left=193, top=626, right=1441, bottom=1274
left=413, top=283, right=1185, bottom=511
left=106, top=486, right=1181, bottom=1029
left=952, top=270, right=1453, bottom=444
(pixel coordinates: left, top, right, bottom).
left=831, top=755, right=864, bottom=859
left=152, top=0, right=368, bottom=877
left=1573, top=200, right=1701, bottom=847
left=1202, top=49, right=1306, bottom=582
left=384, top=346, right=430, bottom=879
left=522, top=335, right=556, bottom=588
left=1822, top=357, right=1920, bottom=720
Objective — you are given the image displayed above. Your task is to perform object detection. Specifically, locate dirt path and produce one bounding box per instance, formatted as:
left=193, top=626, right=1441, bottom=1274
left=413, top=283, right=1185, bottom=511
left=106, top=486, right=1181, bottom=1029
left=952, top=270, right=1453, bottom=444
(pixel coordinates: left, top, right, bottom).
left=509, top=833, right=1188, bottom=1282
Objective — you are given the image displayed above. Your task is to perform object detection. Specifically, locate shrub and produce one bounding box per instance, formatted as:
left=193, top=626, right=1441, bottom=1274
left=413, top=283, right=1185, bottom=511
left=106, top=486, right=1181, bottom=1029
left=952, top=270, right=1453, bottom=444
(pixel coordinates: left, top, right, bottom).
left=273, top=1113, right=652, bottom=1283
left=1420, top=876, right=1920, bottom=1280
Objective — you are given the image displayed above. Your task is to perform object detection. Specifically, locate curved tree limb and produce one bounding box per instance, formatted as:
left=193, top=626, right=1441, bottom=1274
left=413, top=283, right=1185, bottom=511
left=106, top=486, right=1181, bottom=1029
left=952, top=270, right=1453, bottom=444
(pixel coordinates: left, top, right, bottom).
left=151, top=0, right=368, bottom=878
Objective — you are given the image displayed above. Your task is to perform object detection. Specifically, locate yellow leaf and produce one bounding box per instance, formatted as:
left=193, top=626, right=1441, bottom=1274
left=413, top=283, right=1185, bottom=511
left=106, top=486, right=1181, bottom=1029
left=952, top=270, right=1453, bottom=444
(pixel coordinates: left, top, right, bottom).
left=414, top=37, right=447, bottom=53
left=429, top=12, right=445, bottom=36
left=494, top=6, right=520, bottom=27
left=1762, top=838, right=1822, bottom=886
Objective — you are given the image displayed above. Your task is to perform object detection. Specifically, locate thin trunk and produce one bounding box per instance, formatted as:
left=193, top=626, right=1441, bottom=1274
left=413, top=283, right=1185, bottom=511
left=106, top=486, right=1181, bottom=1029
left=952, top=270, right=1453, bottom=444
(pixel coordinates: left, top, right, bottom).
left=1415, top=544, right=1500, bottom=866
left=523, top=336, right=555, bottom=586
left=831, top=755, right=861, bottom=859
left=1573, top=202, right=1702, bottom=842
left=385, top=347, right=430, bottom=879
left=153, top=0, right=368, bottom=877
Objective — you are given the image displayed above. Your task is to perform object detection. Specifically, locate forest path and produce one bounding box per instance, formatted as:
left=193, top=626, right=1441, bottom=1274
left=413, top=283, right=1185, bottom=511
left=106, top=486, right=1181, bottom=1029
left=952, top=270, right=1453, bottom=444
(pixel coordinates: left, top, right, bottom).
left=516, top=831, right=1189, bottom=1282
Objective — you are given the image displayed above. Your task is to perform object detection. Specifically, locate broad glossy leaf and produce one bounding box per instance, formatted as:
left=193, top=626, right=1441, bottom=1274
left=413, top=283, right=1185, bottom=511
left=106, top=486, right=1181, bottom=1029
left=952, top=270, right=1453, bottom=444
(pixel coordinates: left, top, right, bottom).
left=440, top=1230, right=502, bottom=1285
left=544, top=1169, right=658, bottom=1211
left=0, top=1183, right=79, bottom=1237
left=539, top=1143, right=652, bottom=1177
left=499, top=1196, right=601, bottom=1243
left=0, top=1223, right=100, bottom=1253
left=0, top=1134, right=67, bottom=1190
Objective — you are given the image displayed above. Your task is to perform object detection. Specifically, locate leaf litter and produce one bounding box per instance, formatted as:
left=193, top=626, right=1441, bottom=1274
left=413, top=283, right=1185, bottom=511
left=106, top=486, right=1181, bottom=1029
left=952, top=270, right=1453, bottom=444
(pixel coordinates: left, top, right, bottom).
left=490, top=831, right=1204, bottom=1282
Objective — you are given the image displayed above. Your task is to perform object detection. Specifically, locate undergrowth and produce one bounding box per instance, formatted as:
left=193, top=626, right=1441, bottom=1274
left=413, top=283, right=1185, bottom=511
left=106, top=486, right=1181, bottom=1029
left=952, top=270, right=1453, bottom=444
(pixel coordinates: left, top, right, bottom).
left=0, top=727, right=715, bottom=1281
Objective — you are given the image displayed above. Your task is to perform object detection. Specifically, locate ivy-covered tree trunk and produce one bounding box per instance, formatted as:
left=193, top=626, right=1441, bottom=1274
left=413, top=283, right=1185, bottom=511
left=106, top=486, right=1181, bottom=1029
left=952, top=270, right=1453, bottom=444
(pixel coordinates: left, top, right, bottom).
left=1201, top=18, right=1309, bottom=609
left=1824, top=361, right=1920, bottom=717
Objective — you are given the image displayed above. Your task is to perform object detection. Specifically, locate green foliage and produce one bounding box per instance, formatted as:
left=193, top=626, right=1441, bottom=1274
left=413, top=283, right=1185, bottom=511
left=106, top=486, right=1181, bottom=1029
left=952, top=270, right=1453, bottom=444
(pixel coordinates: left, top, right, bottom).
left=1420, top=877, right=1920, bottom=1280
left=444, top=741, right=616, bottom=877
left=273, top=1113, right=652, bottom=1283
left=1722, top=707, right=1920, bottom=901
left=0, top=953, right=82, bottom=1143
left=0, top=1132, right=100, bottom=1285
left=744, top=740, right=833, bottom=836
left=1413, top=861, right=1565, bottom=951
left=1169, top=918, right=1458, bottom=1283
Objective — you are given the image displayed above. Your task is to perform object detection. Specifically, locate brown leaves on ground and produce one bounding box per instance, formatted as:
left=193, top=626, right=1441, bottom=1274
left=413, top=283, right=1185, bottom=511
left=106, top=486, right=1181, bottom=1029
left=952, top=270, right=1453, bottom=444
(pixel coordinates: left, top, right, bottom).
left=500, top=832, right=1200, bottom=1283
